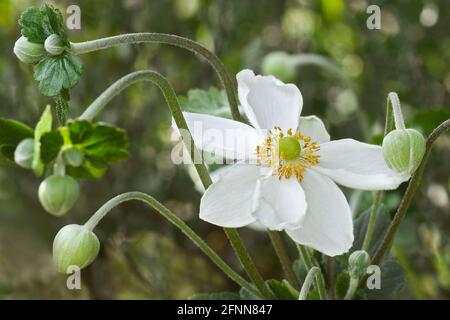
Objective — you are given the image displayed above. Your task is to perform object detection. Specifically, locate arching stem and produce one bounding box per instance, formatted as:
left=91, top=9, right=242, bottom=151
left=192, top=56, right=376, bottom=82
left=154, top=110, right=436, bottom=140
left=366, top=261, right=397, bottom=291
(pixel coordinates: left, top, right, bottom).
left=70, top=33, right=241, bottom=121
left=298, top=266, right=322, bottom=300
left=83, top=192, right=260, bottom=297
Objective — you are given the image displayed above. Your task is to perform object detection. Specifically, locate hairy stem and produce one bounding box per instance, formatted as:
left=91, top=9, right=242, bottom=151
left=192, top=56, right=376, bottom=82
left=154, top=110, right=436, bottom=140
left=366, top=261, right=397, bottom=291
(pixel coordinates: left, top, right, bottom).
left=71, top=33, right=241, bottom=121
left=298, top=266, right=322, bottom=300
left=297, top=245, right=327, bottom=300
left=268, top=231, right=299, bottom=289
left=83, top=192, right=259, bottom=297
left=79, top=70, right=271, bottom=298
left=371, top=119, right=450, bottom=266
left=344, top=276, right=360, bottom=300
left=387, top=92, right=405, bottom=130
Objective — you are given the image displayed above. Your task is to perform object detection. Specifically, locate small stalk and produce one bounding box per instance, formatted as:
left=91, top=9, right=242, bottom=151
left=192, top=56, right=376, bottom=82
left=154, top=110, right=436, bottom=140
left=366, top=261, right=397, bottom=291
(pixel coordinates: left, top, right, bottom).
left=298, top=266, right=321, bottom=300
left=361, top=191, right=383, bottom=252
left=343, top=276, right=360, bottom=300
left=387, top=92, right=405, bottom=130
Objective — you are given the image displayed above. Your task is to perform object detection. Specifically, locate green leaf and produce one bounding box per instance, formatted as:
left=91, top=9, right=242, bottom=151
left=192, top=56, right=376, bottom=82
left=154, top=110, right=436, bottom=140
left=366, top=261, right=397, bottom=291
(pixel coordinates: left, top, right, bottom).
left=0, top=118, right=34, bottom=161
left=189, top=292, right=241, bottom=300
left=266, top=279, right=298, bottom=300
left=61, top=120, right=129, bottom=179
left=364, top=260, right=405, bottom=300
left=34, top=52, right=82, bottom=97
left=335, top=271, right=350, bottom=299
left=18, top=4, right=66, bottom=44
left=178, top=87, right=232, bottom=118
left=32, top=105, right=53, bottom=176
left=40, top=131, right=64, bottom=163
left=411, top=108, right=450, bottom=136
left=351, top=204, right=390, bottom=257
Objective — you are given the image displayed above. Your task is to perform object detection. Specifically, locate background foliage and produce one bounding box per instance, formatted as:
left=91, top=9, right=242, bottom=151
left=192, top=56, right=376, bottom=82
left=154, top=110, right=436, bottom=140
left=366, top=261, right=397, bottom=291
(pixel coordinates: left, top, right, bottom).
left=0, top=0, right=449, bottom=299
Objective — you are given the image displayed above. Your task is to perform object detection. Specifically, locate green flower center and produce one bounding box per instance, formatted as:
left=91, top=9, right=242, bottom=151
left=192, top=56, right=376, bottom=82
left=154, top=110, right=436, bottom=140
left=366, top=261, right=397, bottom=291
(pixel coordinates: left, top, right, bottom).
left=279, top=136, right=301, bottom=161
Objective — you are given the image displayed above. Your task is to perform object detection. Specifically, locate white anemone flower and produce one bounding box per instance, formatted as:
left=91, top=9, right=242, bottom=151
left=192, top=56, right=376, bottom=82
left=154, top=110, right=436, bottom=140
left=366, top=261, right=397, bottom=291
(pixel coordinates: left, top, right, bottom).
left=178, top=69, right=410, bottom=256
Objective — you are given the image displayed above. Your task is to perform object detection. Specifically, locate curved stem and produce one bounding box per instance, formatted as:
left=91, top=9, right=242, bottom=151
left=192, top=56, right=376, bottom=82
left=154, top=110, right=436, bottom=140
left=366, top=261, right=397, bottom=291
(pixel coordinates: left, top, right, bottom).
left=70, top=33, right=241, bottom=121
left=79, top=70, right=272, bottom=298
left=268, top=230, right=299, bottom=288
left=387, top=92, right=405, bottom=130
left=371, top=119, right=450, bottom=266
left=297, top=245, right=327, bottom=300
left=298, top=266, right=321, bottom=300
left=361, top=191, right=383, bottom=252
left=83, top=192, right=260, bottom=297
left=344, top=276, right=359, bottom=300
left=80, top=70, right=212, bottom=188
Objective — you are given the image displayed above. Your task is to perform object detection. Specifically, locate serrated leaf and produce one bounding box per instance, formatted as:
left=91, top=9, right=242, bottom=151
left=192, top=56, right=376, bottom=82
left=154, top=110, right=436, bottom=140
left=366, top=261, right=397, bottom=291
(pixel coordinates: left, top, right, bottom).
left=189, top=292, right=241, bottom=300
left=178, top=87, right=232, bottom=118
left=266, top=279, right=298, bottom=300
left=34, top=52, right=82, bottom=97
left=0, top=118, right=34, bottom=161
left=18, top=4, right=66, bottom=44
left=32, top=105, right=52, bottom=175
left=66, top=157, right=108, bottom=179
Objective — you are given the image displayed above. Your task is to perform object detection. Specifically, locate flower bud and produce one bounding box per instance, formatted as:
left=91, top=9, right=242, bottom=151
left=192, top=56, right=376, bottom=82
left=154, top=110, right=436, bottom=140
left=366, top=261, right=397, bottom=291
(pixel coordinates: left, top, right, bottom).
left=62, top=147, right=84, bottom=167
left=14, top=138, right=35, bottom=169
left=44, top=34, right=66, bottom=56
left=53, top=224, right=100, bottom=274
left=38, top=175, right=80, bottom=216
left=13, top=36, right=46, bottom=64
left=348, top=250, right=370, bottom=278
left=382, top=128, right=426, bottom=176
left=261, top=51, right=297, bottom=82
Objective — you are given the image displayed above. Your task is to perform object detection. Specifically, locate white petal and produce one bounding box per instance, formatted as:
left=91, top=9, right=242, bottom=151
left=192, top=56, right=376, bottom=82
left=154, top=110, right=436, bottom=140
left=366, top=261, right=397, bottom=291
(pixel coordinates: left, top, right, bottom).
left=236, top=69, right=302, bottom=131
left=177, top=112, right=260, bottom=161
left=253, top=176, right=307, bottom=231
left=200, top=164, right=259, bottom=227
left=286, top=170, right=353, bottom=256
left=297, top=115, right=330, bottom=143
left=316, top=139, right=410, bottom=190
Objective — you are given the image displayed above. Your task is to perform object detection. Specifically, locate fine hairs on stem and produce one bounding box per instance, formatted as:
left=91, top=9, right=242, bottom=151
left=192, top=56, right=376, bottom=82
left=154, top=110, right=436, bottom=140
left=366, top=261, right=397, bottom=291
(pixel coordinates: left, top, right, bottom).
left=79, top=70, right=273, bottom=299
left=83, top=191, right=260, bottom=297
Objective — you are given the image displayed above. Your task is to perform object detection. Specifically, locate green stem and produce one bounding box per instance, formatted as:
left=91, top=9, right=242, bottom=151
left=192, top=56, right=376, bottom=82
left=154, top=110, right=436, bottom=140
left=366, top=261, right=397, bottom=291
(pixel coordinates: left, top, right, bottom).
left=361, top=191, right=383, bottom=252
left=298, top=266, right=321, bottom=300
left=83, top=192, right=260, bottom=297
left=343, top=276, right=359, bottom=300
left=79, top=70, right=271, bottom=298
left=225, top=228, right=274, bottom=299
left=387, top=92, right=405, bottom=130
left=327, top=256, right=334, bottom=299
left=297, top=245, right=327, bottom=300
left=70, top=33, right=241, bottom=121
left=371, top=119, right=450, bottom=266
left=268, top=231, right=299, bottom=289
left=80, top=70, right=212, bottom=188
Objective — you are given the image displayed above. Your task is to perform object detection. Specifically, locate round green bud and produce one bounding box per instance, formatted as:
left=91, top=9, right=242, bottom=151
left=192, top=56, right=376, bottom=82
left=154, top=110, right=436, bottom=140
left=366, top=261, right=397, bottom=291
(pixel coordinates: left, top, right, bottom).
left=279, top=136, right=301, bottom=161
left=348, top=250, right=370, bottom=278
left=44, top=34, right=66, bottom=56
left=14, top=138, right=35, bottom=169
left=62, top=147, right=85, bottom=167
left=261, top=51, right=297, bottom=83
left=382, top=128, right=426, bottom=176
left=38, top=175, right=80, bottom=216
left=53, top=224, right=100, bottom=274
left=13, top=36, right=46, bottom=64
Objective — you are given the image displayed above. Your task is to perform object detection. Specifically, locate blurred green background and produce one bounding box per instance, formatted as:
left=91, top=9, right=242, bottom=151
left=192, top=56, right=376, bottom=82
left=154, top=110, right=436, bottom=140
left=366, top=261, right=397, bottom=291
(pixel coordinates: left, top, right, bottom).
left=0, top=0, right=449, bottom=299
